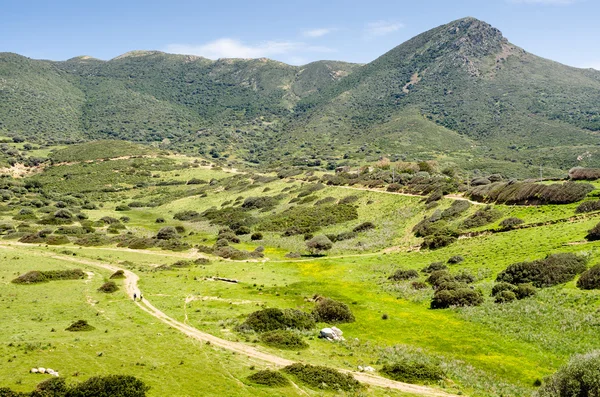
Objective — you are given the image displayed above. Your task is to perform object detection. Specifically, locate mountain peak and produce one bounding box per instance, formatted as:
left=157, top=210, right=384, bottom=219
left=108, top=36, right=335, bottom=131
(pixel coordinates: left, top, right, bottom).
left=442, top=17, right=507, bottom=57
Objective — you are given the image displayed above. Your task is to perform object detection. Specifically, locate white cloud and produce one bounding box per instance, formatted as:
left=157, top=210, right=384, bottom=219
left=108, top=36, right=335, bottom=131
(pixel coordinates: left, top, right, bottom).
left=165, top=39, right=335, bottom=61
left=364, top=21, right=404, bottom=38
left=508, top=0, right=578, bottom=4
left=302, top=28, right=336, bottom=38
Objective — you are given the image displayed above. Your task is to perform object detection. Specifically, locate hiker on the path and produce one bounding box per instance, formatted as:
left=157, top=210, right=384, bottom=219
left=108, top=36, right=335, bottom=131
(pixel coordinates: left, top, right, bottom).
left=139, top=294, right=143, bottom=301
left=133, top=293, right=137, bottom=301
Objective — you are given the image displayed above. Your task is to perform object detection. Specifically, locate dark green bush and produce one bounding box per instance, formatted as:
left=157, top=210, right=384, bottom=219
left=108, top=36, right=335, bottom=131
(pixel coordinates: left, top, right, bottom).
left=306, top=235, right=333, bottom=254
left=241, top=196, right=280, bottom=211
left=339, top=195, right=359, bottom=204
left=247, top=370, right=289, bottom=387
left=422, top=234, right=457, bottom=249
left=499, top=217, right=525, bottom=229
left=156, top=226, right=178, bottom=240
left=586, top=222, right=600, bottom=241
left=283, top=363, right=361, bottom=391
left=441, top=200, right=470, bottom=219
left=496, top=253, right=588, bottom=288
left=173, top=210, right=200, bottom=221
left=461, top=206, right=502, bottom=229
left=426, top=270, right=455, bottom=288
left=312, top=298, right=355, bottom=324
left=99, top=216, right=120, bottom=225
left=575, top=200, right=600, bottom=214
left=251, top=232, right=263, bottom=241
left=12, top=269, right=85, bottom=284
left=536, top=351, right=600, bottom=397
left=353, top=222, right=375, bottom=232
left=259, top=204, right=358, bottom=233
left=235, top=226, right=251, bottom=235
left=66, top=375, right=149, bottom=397
left=127, top=238, right=156, bottom=250
left=491, top=282, right=517, bottom=297
left=380, top=362, right=445, bottom=384
left=421, top=262, right=447, bottom=273
left=115, top=204, right=130, bottom=211
left=110, top=270, right=125, bottom=279
left=98, top=281, right=118, bottom=293
left=389, top=269, right=419, bottom=281
left=494, top=290, right=517, bottom=303
left=515, top=284, right=537, bottom=299
left=260, top=330, right=308, bottom=350
left=66, top=319, right=95, bottom=332
left=447, top=255, right=464, bottom=264
left=469, top=181, right=594, bottom=205
left=577, top=264, right=600, bottom=290
left=411, top=281, right=428, bottom=290
left=241, top=308, right=315, bottom=332
left=430, top=288, right=484, bottom=309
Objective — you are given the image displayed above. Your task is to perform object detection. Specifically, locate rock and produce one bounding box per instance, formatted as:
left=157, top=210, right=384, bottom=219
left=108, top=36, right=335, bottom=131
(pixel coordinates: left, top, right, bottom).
left=46, top=368, right=54, bottom=373
left=363, top=366, right=375, bottom=372
left=30, top=368, right=39, bottom=373
left=319, top=327, right=345, bottom=341
left=38, top=367, right=46, bottom=374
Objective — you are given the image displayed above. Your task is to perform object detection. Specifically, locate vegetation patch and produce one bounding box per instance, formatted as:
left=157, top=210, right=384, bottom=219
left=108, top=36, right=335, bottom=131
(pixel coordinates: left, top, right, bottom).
left=258, top=204, right=358, bottom=233
left=66, top=319, right=95, bottom=332
left=239, top=308, right=315, bottom=332
left=380, top=361, right=445, bottom=384
left=496, top=253, right=587, bottom=288
left=282, top=363, right=361, bottom=391
left=577, top=264, right=600, bottom=290
left=469, top=181, right=594, bottom=205
left=12, top=269, right=85, bottom=284
left=461, top=206, right=503, bottom=229
left=312, top=298, right=355, bottom=324
left=247, top=370, right=289, bottom=387
left=537, top=351, right=600, bottom=397
left=98, top=281, right=118, bottom=293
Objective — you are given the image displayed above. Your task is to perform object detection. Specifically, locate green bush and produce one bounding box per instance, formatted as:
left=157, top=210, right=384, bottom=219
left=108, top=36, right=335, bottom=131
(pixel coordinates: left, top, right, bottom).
left=441, top=200, right=470, bottom=219
left=496, top=253, right=588, bottom=288
left=577, top=264, right=600, bottom=290
left=156, top=226, right=178, bottom=240
left=283, top=363, right=361, bottom=391
left=515, top=283, right=537, bottom=299
left=461, top=206, right=502, bottom=229
left=260, top=330, right=308, bottom=350
left=536, top=351, right=600, bottom=397
left=259, top=204, right=358, bottom=233
left=12, top=269, right=85, bottom=284
left=575, top=200, right=600, bottom=214
left=586, top=222, right=600, bottom=241
left=353, top=221, right=375, bottom=232
left=469, top=181, right=594, bottom=205
left=313, top=298, right=355, bottom=324
left=426, top=270, right=455, bottom=288
left=447, top=255, right=465, bottom=264
left=389, top=269, right=419, bottom=281
left=241, top=196, right=280, bottom=211
left=66, top=319, right=95, bottom=332
left=499, top=217, right=525, bottom=229
left=66, top=375, right=149, bottom=397
left=247, top=370, right=289, bottom=387
left=98, top=281, right=118, bottom=293
left=422, top=234, right=457, bottom=249
left=306, top=235, right=333, bottom=254
left=421, top=262, right=447, bottom=273
left=380, top=362, right=445, bottom=384
left=241, top=308, right=315, bottom=332
left=250, top=232, right=263, bottom=241
left=173, top=210, right=200, bottom=221
left=110, top=270, right=125, bottom=279
left=430, top=288, right=483, bottom=309
left=494, top=290, right=517, bottom=303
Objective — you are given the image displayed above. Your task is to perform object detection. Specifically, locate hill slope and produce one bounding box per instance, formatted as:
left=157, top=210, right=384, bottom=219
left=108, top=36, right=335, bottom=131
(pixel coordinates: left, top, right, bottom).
left=0, top=17, right=599, bottom=175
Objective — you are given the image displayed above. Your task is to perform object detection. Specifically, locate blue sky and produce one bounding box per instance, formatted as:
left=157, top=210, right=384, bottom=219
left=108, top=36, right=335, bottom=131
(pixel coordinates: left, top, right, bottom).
left=2, top=0, right=598, bottom=69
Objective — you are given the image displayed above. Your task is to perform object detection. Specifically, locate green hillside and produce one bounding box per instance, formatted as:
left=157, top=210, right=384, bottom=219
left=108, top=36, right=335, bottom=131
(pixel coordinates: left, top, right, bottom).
left=1, top=17, right=599, bottom=176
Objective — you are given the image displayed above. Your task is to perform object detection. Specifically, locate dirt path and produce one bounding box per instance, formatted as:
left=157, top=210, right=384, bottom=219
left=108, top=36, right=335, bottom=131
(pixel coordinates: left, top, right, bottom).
left=20, top=247, right=458, bottom=397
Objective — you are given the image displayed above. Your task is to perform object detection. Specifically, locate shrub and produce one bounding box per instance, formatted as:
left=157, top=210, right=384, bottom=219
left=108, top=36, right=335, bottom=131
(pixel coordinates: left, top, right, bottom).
left=422, top=234, right=456, bottom=249
left=496, top=253, right=588, bottom=288
left=515, top=283, right=537, bottom=299
left=12, top=269, right=85, bottom=284
left=66, top=319, right=95, bottom=332
left=568, top=167, right=600, bottom=181
left=241, top=308, right=315, bottom=332
left=430, top=288, right=484, bottom=309
left=260, top=330, right=308, bottom=350
left=353, top=222, right=375, bottom=232
left=235, top=226, right=251, bottom=235
left=127, top=238, right=156, bottom=250
left=491, top=282, right=517, bottom=297
left=421, top=262, right=447, bottom=273
left=411, top=281, right=428, bottom=290
left=283, top=363, right=361, bottom=391
left=173, top=210, right=200, bottom=221
left=536, top=351, right=600, bottom=397
left=586, top=222, right=600, bottom=241
left=339, top=195, right=359, bottom=204
left=461, top=206, right=502, bottom=229
left=99, top=216, right=120, bottom=225
left=156, top=226, right=178, bottom=240
left=247, top=370, right=289, bottom=387
left=469, top=181, right=594, bottom=205
left=447, top=255, right=464, bottom=264
left=380, top=362, right=445, bottom=384
left=115, top=204, right=130, bottom=211
left=312, top=298, right=355, bottom=324
left=494, top=290, right=517, bottom=303
left=67, top=375, right=149, bottom=397
left=441, top=200, right=470, bottom=219
left=575, top=200, right=600, bottom=214
left=389, top=269, right=419, bottom=281
left=11, top=270, right=46, bottom=284
left=454, top=271, right=475, bottom=284
left=155, top=217, right=165, bottom=223
left=46, top=235, right=69, bottom=245
left=98, top=281, right=118, bottom=293
left=499, top=217, right=525, bottom=229
left=250, top=232, right=263, bottom=241
left=242, top=196, right=280, bottom=211
left=110, top=270, right=125, bottom=279
left=577, top=264, right=600, bottom=290
left=306, top=235, right=333, bottom=255
left=54, top=209, right=73, bottom=219
left=259, top=204, right=358, bottom=233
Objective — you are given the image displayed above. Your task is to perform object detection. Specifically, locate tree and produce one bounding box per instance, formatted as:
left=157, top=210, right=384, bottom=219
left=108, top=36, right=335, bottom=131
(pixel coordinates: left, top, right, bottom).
left=156, top=226, right=178, bottom=240
left=306, top=235, right=333, bottom=255
left=537, top=351, right=600, bottom=396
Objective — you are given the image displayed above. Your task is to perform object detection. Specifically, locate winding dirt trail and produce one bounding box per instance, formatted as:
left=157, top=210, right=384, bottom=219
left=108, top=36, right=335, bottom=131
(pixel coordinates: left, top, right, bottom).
left=23, top=247, right=458, bottom=397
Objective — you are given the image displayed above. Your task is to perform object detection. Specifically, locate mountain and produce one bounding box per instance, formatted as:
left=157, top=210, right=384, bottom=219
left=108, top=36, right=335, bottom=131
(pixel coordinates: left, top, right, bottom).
left=0, top=17, right=599, bottom=175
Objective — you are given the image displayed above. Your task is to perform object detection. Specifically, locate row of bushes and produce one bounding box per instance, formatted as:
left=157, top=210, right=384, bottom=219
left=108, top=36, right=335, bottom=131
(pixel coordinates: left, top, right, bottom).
left=496, top=253, right=587, bottom=288
left=469, top=181, right=594, bottom=205
left=12, top=269, right=85, bottom=284
left=0, top=375, right=149, bottom=396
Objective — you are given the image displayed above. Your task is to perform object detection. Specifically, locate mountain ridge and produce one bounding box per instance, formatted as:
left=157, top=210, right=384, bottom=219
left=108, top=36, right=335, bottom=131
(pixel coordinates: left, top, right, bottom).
left=1, top=17, right=599, bottom=176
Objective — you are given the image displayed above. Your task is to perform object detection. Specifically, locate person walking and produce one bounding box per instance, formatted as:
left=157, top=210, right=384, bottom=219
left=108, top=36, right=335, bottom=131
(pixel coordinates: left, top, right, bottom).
left=133, top=293, right=137, bottom=301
